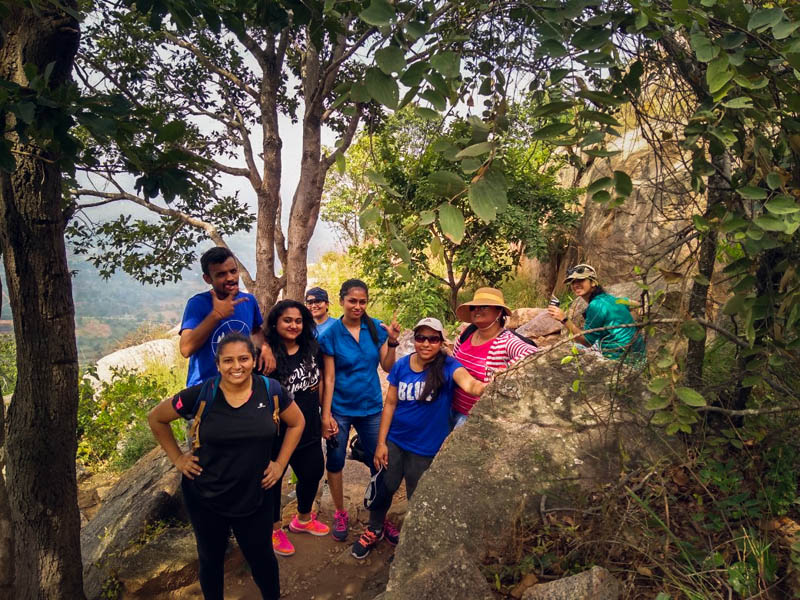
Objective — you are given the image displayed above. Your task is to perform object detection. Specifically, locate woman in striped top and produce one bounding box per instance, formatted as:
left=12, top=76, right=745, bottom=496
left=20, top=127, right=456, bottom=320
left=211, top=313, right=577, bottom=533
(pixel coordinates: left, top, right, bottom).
left=450, top=288, right=537, bottom=429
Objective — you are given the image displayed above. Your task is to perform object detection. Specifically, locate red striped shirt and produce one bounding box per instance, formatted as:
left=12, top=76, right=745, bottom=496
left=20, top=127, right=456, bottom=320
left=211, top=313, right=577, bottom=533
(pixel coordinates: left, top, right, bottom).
left=452, top=329, right=536, bottom=415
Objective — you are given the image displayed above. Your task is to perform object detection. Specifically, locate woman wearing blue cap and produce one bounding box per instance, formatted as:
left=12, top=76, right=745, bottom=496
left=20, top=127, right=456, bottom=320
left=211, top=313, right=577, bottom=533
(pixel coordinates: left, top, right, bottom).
left=350, top=317, right=487, bottom=559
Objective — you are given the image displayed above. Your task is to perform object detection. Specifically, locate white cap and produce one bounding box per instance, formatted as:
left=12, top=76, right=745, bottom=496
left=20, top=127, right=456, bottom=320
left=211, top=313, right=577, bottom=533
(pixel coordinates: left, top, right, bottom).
left=413, top=317, right=446, bottom=336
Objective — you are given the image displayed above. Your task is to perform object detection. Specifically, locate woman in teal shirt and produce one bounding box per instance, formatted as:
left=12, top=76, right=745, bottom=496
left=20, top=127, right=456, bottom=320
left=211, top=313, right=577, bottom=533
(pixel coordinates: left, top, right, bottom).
left=547, top=264, right=645, bottom=360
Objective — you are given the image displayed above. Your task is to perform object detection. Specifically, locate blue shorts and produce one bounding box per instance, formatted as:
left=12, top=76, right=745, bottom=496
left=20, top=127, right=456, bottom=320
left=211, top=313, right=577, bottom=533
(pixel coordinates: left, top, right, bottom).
left=325, top=411, right=381, bottom=474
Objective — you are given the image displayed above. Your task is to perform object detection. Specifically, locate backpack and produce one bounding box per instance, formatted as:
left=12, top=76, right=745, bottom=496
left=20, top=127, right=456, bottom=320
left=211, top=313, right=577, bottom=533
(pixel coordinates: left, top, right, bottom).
left=457, top=324, right=538, bottom=348
left=188, top=375, right=281, bottom=452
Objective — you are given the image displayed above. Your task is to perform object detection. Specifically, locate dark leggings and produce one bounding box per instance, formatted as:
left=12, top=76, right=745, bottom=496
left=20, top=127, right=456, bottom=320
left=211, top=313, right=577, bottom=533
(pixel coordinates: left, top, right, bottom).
left=182, top=480, right=279, bottom=600
left=272, top=440, right=325, bottom=523
left=368, top=440, right=433, bottom=530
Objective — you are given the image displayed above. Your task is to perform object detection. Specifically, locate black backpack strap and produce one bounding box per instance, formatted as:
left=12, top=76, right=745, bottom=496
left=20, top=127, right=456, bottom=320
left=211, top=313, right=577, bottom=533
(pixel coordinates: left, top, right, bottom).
left=459, top=324, right=478, bottom=344
left=510, top=329, right=538, bottom=347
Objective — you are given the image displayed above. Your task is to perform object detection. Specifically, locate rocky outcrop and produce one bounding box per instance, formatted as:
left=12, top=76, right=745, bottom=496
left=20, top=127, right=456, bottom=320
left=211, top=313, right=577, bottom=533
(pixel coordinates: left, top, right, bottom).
left=381, top=346, right=671, bottom=600
left=94, top=337, right=180, bottom=385
left=81, top=447, right=182, bottom=599
left=523, top=566, right=620, bottom=600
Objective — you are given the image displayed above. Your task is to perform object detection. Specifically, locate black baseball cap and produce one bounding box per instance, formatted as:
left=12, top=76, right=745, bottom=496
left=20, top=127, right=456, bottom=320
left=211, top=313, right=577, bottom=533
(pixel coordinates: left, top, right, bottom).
left=305, top=287, right=329, bottom=303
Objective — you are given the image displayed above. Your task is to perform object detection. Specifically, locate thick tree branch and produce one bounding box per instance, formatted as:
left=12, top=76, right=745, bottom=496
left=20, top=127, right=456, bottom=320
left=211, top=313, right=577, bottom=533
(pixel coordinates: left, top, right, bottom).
left=163, top=31, right=260, bottom=100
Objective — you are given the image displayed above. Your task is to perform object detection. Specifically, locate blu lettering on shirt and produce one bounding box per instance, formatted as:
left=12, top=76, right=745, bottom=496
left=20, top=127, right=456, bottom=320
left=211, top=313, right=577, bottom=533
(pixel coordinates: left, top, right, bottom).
left=180, top=291, right=264, bottom=386
left=318, top=317, right=388, bottom=417
left=387, top=354, right=461, bottom=457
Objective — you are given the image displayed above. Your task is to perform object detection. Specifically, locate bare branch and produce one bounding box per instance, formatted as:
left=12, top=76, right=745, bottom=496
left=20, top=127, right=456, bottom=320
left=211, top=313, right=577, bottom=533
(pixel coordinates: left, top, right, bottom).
left=322, top=109, right=362, bottom=169
left=176, top=145, right=251, bottom=178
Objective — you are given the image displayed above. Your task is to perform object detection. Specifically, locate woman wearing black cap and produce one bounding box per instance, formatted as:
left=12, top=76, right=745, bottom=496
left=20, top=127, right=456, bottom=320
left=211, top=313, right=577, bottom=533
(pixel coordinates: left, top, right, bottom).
left=305, top=287, right=334, bottom=338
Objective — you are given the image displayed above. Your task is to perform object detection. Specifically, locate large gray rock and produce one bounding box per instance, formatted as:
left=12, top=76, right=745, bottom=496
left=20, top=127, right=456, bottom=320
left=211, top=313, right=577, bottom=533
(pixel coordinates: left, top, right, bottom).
left=94, top=337, right=180, bottom=385
left=381, top=346, right=670, bottom=600
left=516, top=310, right=563, bottom=338
left=523, top=566, right=621, bottom=600
left=81, top=447, right=182, bottom=599
left=115, top=526, right=198, bottom=597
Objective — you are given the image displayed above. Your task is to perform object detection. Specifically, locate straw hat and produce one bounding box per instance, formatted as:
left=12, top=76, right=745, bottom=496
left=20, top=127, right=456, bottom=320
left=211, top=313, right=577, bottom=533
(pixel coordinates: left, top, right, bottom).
left=455, top=287, right=512, bottom=322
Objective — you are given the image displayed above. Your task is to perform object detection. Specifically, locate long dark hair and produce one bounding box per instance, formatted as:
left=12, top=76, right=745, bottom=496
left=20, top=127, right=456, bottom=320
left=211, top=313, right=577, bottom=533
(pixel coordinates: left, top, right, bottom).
left=418, top=350, right=448, bottom=403
left=339, top=279, right=379, bottom=346
left=266, top=300, right=319, bottom=383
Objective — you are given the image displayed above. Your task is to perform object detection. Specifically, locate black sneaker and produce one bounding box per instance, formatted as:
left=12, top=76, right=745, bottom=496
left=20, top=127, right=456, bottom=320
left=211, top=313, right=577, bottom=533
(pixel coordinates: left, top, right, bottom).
left=351, top=526, right=383, bottom=559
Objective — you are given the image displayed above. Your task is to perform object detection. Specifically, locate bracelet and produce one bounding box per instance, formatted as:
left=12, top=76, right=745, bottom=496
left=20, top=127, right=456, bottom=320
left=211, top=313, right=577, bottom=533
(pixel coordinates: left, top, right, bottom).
left=387, top=340, right=399, bottom=348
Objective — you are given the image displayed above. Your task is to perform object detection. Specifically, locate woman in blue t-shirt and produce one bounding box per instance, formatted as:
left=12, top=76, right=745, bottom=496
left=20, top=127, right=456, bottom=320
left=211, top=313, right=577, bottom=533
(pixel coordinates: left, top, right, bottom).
left=350, top=317, right=488, bottom=559
left=318, top=279, right=401, bottom=543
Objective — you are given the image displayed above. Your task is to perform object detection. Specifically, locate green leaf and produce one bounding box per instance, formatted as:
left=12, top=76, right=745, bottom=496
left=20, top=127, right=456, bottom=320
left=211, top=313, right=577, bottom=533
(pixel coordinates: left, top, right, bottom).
left=469, top=170, right=508, bottom=222
left=754, top=215, right=786, bottom=232
left=690, top=33, right=719, bottom=63
left=427, top=171, right=466, bottom=197
left=587, top=177, right=613, bottom=194
left=430, top=235, right=442, bottom=258
left=614, top=171, right=633, bottom=196
left=405, top=21, right=426, bottom=40
left=365, top=68, right=399, bottom=109
left=334, top=151, right=345, bottom=175
left=155, top=120, right=186, bottom=143
left=359, top=0, right=394, bottom=26
left=579, top=110, right=622, bottom=127
left=765, top=195, right=800, bottom=214
left=572, top=28, right=611, bottom=51
left=430, top=52, right=461, bottom=79
left=560, top=355, right=575, bottom=365
left=773, top=20, right=800, bottom=40
left=645, top=396, right=670, bottom=411
left=455, top=141, right=493, bottom=159
left=419, top=210, right=436, bottom=225
left=737, top=186, right=767, bottom=200
left=15, top=102, right=35, bottom=125
left=375, top=46, right=406, bottom=74
left=722, top=97, right=753, bottom=109
left=592, top=190, right=611, bottom=203
left=651, top=411, right=673, bottom=426
left=390, top=239, right=412, bottom=263
left=438, top=202, right=465, bottom=244
left=400, top=61, right=429, bottom=87
left=571, top=379, right=580, bottom=393
left=747, top=7, right=784, bottom=32
left=531, top=122, right=573, bottom=140
left=365, top=168, right=388, bottom=186
left=706, top=54, right=732, bottom=93
left=578, top=89, right=625, bottom=106
left=765, top=173, right=783, bottom=190
left=350, top=83, right=371, bottom=103
left=647, top=377, right=671, bottom=394
left=359, top=206, right=380, bottom=229
left=420, top=89, right=446, bottom=111
left=675, top=387, right=706, bottom=407
left=532, top=101, right=574, bottom=118
left=681, top=320, right=706, bottom=341
left=415, top=106, right=439, bottom=121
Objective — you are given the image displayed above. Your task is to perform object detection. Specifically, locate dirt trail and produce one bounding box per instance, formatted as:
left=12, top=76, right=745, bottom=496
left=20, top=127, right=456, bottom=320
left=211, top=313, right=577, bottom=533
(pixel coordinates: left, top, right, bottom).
left=126, top=457, right=407, bottom=600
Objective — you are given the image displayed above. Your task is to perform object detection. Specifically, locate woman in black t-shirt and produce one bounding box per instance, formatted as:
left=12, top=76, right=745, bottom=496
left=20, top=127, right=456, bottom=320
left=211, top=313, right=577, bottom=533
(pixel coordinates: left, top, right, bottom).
left=265, top=300, right=329, bottom=557
left=148, top=332, right=304, bottom=600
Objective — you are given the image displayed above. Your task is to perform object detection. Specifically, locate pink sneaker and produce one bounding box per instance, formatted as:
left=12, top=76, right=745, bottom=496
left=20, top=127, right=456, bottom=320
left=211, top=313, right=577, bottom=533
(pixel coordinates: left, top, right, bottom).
left=272, top=529, right=295, bottom=556
left=289, top=513, right=330, bottom=536
left=383, top=519, right=400, bottom=545
left=332, top=509, right=349, bottom=541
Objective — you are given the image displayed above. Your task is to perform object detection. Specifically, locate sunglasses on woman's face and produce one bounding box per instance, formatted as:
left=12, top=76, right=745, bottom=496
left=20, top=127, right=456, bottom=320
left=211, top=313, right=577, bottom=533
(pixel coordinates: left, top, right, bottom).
left=469, top=305, right=493, bottom=312
left=414, top=334, right=443, bottom=344
left=305, top=299, right=324, bottom=306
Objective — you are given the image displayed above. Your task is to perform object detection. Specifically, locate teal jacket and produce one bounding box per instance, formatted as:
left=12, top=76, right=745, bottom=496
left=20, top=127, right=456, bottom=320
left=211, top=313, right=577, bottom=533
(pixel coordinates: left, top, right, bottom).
left=582, top=292, right=645, bottom=360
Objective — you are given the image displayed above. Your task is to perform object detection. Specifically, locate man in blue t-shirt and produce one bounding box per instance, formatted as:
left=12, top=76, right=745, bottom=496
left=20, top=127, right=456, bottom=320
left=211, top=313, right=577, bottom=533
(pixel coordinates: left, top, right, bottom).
left=180, top=247, right=269, bottom=386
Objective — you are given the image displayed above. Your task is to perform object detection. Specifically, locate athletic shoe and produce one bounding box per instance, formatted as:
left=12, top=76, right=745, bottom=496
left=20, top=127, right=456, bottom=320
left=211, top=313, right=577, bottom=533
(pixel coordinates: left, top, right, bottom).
left=289, top=513, right=330, bottom=536
left=332, top=509, right=349, bottom=542
left=351, top=526, right=384, bottom=559
left=272, top=529, right=295, bottom=556
left=383, top=519, right=400, bottom=546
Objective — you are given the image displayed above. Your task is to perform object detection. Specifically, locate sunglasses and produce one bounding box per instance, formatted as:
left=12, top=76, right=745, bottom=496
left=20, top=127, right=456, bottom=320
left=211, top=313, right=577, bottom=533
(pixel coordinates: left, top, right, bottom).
left=566, top=265, right=594, bottom=277
left=414, top=334, right=443, bottom=344
left=305, top=299, right=325, bottom=305
left=469, top=305, right=495, bottom=311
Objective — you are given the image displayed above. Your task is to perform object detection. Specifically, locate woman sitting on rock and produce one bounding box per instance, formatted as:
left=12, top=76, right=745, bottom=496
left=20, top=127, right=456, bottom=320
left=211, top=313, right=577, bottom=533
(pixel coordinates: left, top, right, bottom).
left=451, top=288, right=537, bottom=430
left=265, top=300, right=330, bottom=557
left=546, top=264, right=645, bottom=361
left=352, top=317, right=488, bottom=559
left=148, top=332, right=304, bottom=600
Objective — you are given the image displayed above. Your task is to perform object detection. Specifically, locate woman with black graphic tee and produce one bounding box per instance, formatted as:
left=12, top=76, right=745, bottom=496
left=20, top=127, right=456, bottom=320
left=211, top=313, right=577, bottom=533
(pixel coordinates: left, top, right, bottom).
left=265, top=300, right=329, bottom=557
left=148, top=332, right=304, bottom=600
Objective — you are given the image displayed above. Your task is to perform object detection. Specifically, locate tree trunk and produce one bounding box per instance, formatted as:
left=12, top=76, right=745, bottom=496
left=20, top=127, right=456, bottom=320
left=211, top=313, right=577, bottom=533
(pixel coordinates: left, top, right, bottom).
left=0, top=3, right=85, bottom=598
left=686, top=152, right=729, bottom=388
left=0, top=391, right=12, bottom=596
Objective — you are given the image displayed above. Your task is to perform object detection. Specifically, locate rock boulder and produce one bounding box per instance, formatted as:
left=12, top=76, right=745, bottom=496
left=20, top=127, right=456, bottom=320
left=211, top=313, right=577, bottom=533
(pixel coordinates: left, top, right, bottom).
left=523, top=566, right=621, bottom=600
left=381, top=346, right=670, bottom=600
left=81, top=446, right=182, bottom=599
left=94, top=337, right=180, bottom=385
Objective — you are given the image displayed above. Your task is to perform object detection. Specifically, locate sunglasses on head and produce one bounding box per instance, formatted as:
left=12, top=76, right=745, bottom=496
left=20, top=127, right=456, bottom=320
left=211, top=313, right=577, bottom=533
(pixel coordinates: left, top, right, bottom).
left=566, top=265, right=594, bottom=277
left=414, top=334, right=443, bottom=344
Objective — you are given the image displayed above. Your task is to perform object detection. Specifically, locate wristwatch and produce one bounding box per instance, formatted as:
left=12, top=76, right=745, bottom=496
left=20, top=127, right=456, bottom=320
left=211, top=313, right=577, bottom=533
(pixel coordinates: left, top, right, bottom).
left=387, top=340, right=400, bottom=347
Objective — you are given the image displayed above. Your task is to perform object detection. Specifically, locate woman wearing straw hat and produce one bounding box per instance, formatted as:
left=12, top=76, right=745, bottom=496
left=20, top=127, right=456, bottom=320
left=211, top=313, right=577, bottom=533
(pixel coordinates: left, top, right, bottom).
left=546, top=264, right=645, bottom=360
left=451, top=288, right=537, bottom=429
